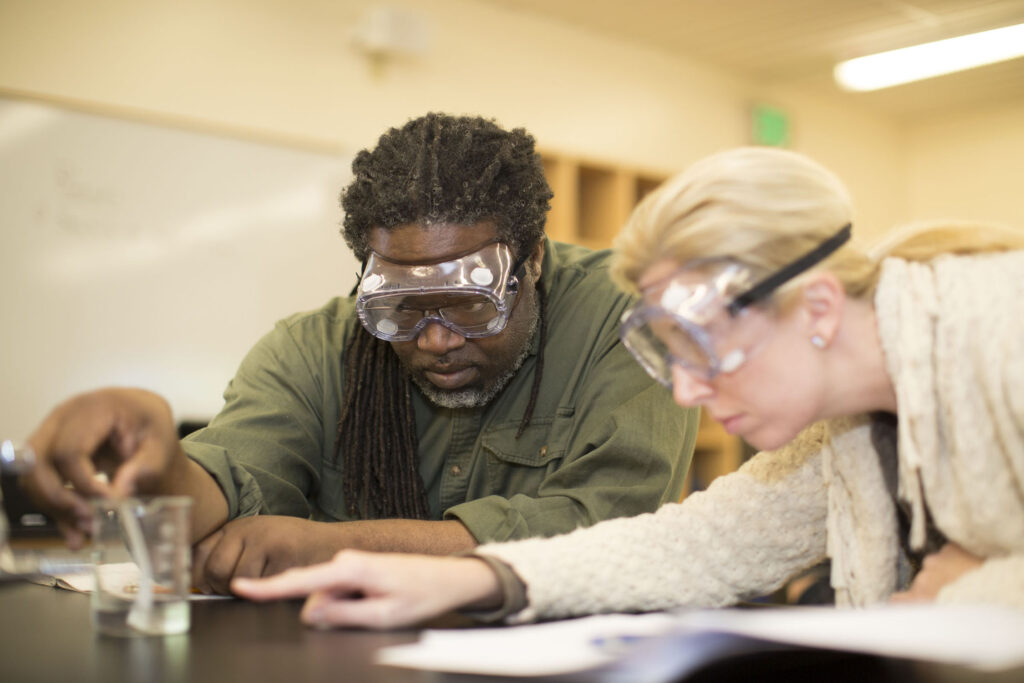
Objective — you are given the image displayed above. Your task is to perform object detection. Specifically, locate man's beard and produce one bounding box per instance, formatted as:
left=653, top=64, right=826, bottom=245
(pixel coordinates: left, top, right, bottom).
left=411, top=310, right=539, bottom=410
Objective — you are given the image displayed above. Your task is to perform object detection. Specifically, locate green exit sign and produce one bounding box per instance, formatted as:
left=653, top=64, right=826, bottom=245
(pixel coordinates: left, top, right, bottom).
left=751, top=105, right=790, bottom=147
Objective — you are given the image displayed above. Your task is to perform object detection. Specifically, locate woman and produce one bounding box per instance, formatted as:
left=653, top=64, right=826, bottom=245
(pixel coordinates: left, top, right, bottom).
left=233, top=147, right=1024, bottom=629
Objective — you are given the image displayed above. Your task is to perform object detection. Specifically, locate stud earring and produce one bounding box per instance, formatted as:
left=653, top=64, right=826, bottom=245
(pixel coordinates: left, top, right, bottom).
left=811, top=335, right=827, bottom=349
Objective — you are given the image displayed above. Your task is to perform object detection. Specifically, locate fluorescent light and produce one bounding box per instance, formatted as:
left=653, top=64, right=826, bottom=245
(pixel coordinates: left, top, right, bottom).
left=834, top=22, right=1024, bottom=91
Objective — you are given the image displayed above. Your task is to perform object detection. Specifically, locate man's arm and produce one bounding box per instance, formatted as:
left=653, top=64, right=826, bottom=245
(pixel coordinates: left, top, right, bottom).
left=179, top=311, right=342, bottom=523
left=156, top=452, right=229, bottom=543
left=192, top=516, right=477, bottom=594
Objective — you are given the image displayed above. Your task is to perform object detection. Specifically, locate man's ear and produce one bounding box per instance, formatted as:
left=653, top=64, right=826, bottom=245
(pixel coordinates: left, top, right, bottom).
left=528, top=240, right=545, bottom=283
left=798, top=271, right=845, bottom=344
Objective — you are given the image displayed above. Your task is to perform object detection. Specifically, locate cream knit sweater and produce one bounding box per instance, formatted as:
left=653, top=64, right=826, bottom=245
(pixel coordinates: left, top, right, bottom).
left=479, top=250, right=1024, bottom=622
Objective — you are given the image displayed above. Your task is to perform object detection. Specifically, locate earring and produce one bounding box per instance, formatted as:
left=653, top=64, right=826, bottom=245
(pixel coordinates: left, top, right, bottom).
left=811, top=335, right=827, bottom=349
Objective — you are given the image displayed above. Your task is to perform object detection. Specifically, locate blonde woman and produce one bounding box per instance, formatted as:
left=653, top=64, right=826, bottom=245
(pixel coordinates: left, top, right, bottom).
left=234, top=147, right=1024, bottom=628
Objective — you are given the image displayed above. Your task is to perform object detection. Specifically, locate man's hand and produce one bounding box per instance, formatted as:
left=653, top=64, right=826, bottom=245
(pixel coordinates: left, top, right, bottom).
left=890, top=542, right=984, bottom=603
left=192, top=516, right=341, bottom=595
left=23, top=387, right=189, bottom=547
left=232, top=550, right=503, bottom=630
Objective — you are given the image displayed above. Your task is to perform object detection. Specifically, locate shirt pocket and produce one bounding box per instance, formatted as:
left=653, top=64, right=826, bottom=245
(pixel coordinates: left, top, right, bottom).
left=481, top=410, right=572, bottom=496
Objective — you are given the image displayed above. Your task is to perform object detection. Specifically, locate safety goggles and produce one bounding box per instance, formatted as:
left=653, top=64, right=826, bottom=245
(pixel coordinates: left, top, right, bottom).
left=620, top=224, right=851, bottom=385
left=355, top=240, right=527, bottom=342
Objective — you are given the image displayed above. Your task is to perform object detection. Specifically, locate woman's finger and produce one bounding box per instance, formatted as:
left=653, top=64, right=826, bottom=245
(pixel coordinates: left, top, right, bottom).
left=300, top=590, right=403, bottom=630
left=232, top=559, right=360, bottom=600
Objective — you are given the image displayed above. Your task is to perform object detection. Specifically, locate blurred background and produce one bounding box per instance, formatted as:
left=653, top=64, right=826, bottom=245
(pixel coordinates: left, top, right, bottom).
left=1, top=0, right=1022, bottom=478
left=4, top=0, right=1023, bottom=234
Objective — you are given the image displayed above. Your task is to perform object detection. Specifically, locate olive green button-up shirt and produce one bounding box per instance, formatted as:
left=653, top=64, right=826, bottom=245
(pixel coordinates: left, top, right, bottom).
left=183, top=240, right=698, bottom=543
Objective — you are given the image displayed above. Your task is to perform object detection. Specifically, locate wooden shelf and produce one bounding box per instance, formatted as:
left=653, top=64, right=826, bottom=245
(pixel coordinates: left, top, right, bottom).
left=540, top=155, right=578, bottom=244
left=540, top=150, right=744, bottom=497
left=685, top=411, right=746, bottom=496
left=541, top=153, right=667, bottom=251
left=635, top=174, right=664, bottom=202
left=577, top=166, right=633, bottom=246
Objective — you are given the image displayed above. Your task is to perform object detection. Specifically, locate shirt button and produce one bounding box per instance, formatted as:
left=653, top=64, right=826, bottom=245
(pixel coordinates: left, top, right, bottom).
left=539, top=446, right=548, bottom=458
left=450, top=465, right=462, bottom=476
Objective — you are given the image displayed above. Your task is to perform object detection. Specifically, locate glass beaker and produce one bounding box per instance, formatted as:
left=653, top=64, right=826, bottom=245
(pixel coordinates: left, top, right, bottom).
left=91, top=496, right=192, bottom=636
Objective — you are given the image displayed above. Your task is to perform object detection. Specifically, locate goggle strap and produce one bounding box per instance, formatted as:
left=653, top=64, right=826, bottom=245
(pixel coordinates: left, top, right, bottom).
left=508, top=253, right=530, bottom=292
left=349, top=258, right=368, bottom=297
left=727, top=223, right=852, bottom=316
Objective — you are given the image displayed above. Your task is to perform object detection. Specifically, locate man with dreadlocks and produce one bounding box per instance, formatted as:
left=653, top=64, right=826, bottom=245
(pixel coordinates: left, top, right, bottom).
left=20, top=113, right=698, bottom=595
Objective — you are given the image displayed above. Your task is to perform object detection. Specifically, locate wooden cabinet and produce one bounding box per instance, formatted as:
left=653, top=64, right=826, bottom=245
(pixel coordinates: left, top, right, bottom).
left=540, top=151, right=744, bottom=497
left=541, top=154, right=665, bottom=250
left=685, top=411, right=746, bottom=496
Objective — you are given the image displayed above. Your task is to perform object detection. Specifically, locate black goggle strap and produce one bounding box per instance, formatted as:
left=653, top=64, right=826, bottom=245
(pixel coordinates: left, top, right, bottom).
left=726, top=223, right=852, bottom=317
left=507, top=251, right=531, bottom=295
left=349, top=258, right=369, bottom=298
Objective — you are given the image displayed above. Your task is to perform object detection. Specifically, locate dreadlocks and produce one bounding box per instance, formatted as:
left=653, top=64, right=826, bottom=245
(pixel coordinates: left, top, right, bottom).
left=336, top=113, right=553, bottom=520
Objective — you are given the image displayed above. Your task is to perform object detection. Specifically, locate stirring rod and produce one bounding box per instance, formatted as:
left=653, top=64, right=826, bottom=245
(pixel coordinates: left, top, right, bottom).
left=120, top=501, right=157, bottom=633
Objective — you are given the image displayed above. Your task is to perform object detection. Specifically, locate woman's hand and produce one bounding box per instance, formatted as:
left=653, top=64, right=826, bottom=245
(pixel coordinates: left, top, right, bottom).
left=231, top=549, right=504, bottom=630
left=890, top=542, right=984, bottom=603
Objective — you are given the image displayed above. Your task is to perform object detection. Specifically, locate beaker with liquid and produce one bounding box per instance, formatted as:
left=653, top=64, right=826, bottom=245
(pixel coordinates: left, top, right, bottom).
left=91, top=496, right=192, bottom=636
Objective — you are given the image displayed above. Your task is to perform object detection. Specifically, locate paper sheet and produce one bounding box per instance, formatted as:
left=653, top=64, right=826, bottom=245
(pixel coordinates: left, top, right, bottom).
left=377, top=613, right=690, bottom=678
left=376, top=604, right=1024, bottom=679
left=685, top=604, right=1024, bottom=671
left=31, top=562, right=232, bottom=600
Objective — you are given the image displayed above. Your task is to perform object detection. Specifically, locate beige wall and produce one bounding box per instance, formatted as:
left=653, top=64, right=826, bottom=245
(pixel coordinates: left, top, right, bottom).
left=0, top=0, right=1019, bottom=240
left=906, top=98, right=1024, bottom=228
left=0, top=0, right=920, bottom=242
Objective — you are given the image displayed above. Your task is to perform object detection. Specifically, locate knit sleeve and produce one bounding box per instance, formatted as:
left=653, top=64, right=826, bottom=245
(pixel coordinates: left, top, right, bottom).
left=477, top=424, right=831, bottom=623
left=937, top=555, right=1024, bottom=610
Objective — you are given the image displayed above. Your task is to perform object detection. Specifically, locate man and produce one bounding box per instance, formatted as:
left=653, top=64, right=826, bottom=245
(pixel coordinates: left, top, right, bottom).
left=22, top=113, right=698, bottom=594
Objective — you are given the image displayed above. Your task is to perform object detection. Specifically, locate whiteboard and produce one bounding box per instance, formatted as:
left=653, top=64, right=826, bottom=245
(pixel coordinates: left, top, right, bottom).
left=0, top=96, right=357, bottom=441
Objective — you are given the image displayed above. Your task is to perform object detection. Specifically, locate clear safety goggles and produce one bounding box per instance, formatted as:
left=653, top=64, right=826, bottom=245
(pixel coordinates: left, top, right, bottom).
left=620, top=224, right=851, bottom=385
left=355, top=240, right=527, bottom=342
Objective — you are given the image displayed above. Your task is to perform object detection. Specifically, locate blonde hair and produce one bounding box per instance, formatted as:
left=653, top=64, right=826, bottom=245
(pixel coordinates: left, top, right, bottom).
left=612, top=147, right=1024, bottom=302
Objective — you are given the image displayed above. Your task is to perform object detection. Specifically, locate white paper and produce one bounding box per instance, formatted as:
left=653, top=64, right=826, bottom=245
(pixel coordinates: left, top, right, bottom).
left=684, top=603, right=1024, bottom=672
left=376, top=613, right=688, bottom=678
left=32, top=562, right=232, bottom=600
left=376, top=604, right=1024, bottom=678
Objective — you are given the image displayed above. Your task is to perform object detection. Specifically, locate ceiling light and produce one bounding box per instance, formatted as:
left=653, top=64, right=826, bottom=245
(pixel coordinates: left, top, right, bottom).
left=834, top=22, right=1024, bottom=91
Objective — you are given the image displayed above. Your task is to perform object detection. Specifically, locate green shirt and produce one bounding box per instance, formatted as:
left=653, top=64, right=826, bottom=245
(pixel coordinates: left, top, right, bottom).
left=183, top=240, right=698, bottom=543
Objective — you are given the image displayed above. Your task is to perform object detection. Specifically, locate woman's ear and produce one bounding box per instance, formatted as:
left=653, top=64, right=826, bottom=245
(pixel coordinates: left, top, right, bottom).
left=798, top=272, right=845, bottom=347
